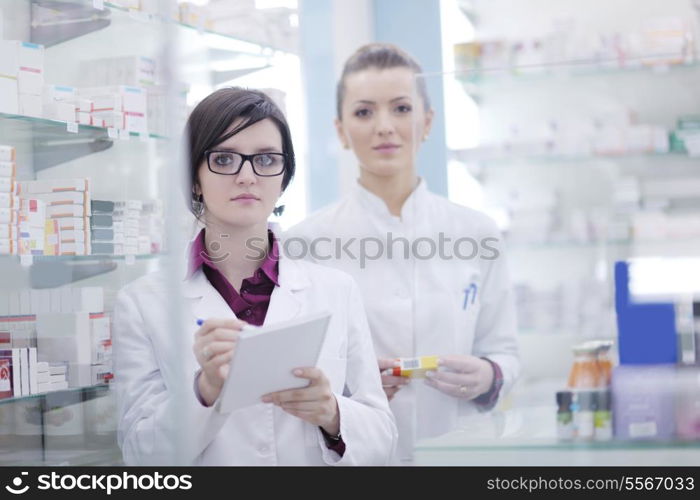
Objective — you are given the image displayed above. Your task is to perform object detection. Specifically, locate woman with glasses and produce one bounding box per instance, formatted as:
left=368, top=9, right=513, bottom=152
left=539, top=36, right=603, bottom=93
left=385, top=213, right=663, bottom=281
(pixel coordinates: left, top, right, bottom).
left=286, top=44, right=519, bottom=463
left=113, top=87, right=397, bottom=465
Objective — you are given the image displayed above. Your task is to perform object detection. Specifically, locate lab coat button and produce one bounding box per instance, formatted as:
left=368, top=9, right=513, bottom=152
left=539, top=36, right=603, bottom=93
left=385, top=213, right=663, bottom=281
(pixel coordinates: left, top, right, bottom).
left=259, top=446, right=269, bottom=454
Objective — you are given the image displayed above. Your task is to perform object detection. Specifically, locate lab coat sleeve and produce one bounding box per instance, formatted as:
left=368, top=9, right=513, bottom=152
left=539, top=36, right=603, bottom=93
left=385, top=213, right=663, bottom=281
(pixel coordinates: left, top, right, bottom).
left=470, top=225, right=520, bottom=402
left=113, top=286, right=230, bottom=465
left=316, top=279, right=398, bottom=465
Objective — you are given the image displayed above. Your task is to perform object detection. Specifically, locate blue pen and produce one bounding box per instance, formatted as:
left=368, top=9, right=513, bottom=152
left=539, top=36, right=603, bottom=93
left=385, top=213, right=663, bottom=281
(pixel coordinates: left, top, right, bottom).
left=196, top=318, right=204, bottom=326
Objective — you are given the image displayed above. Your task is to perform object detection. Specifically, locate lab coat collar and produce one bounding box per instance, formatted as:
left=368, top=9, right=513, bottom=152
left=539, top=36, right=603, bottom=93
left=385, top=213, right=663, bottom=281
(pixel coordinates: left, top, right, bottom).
left=182, top=244, right=310, bottom=298
left=182, top=252, right=308, bottom=325
left=351, top=177, right=429, bottom=222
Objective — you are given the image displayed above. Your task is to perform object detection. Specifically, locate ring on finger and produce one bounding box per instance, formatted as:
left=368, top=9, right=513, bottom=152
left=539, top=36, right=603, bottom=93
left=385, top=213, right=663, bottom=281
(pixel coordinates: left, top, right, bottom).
left=459, top=385, right=468, bottom=395
left=202, top=346, right=212, bottom=361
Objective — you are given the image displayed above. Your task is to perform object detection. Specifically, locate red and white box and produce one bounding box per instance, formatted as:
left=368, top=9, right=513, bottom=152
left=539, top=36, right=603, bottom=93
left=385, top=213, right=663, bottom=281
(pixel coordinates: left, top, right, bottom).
left=46, top=204, right=89, bottom=219
left=0, top=178, right=15, bottom=193
left=0, top=224, right=18, bottom=240
left=0, top=208, right=16, bottom=224
left=0, top=162, right=17, bottom=179
left=0, top=145, right=16, bottom=162
left=55, top=217, right=87, bottom=231
left=17, top=178, right=90, bottom=194
left=43, top=85, right=77, bottom=122
left=0, top=193, right=17, bottom=209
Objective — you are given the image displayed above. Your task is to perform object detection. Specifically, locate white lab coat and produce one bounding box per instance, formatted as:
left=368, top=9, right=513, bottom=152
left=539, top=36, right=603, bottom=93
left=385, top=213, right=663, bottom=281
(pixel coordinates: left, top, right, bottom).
left=285, top=179, right=519, bottom=462
left=112, top=248, right=397, bottom=466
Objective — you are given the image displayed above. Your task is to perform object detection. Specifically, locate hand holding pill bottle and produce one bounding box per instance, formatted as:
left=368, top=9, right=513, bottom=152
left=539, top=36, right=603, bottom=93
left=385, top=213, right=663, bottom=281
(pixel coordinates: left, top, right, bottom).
left=381, top=356, right=439, bottom=378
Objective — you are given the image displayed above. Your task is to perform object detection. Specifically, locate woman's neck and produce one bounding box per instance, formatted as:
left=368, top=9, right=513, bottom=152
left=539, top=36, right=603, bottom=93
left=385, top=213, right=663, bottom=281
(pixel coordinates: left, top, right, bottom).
left=358, top=168, right=418, bottom=217
left=203, top=220, right=269, bottom=291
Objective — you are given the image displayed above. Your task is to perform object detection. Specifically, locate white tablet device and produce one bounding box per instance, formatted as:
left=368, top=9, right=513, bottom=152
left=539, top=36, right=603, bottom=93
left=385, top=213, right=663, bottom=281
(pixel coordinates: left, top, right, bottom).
left=215, top=310, right=332, bottom=413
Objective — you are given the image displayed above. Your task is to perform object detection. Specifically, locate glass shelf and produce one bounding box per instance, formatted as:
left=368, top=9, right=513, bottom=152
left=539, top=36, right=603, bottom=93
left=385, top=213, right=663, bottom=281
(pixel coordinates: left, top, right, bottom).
left=104, top=1, right=290, bottom=55
left=0, top=112, right=166, bottom=141
left=0, top=254, right=164, bottom=288
left=416, top=436, right=700, bottom=452
left=44, top=447, right=122, bottom=466
left=451, top=150, right=696, bottom=166
left=506, top=239, right=700, bottom=252
left=456, top=59, right=700, bottom=90
left=414, top=404, right=700, bottom=465
left=507, top=239, right=630, bottom=249
left=0, top=383, right=109, bottom=407
left=0, top=254, right=163, bottom=262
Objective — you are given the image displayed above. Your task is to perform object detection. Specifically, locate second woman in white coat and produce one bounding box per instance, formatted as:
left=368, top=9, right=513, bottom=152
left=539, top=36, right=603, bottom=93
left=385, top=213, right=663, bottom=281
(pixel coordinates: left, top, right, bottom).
left=286, top=44, right=519, bottom=462
left=113, top=87, right=396, bottom=465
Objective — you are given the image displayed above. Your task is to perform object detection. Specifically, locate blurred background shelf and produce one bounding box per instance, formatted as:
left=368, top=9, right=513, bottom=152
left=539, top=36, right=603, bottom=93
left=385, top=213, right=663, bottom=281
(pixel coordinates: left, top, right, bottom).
left=415, top=398, right=700, bottom=465
left=451, top=150, right=698, bottom=166
left=456, top=59, right=700, bottom=91
left=0, top=383, right=109, bottom=407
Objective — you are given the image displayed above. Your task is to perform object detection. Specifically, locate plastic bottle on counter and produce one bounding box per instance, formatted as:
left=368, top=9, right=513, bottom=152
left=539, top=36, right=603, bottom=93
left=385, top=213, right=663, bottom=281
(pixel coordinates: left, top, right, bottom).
left=556, top=390, right=575, bottom=440
left=573, top=390, right=595, bottom=440
left=568, top=345, right=600, bottom=389
left=593, top=389, right=613, bottom=441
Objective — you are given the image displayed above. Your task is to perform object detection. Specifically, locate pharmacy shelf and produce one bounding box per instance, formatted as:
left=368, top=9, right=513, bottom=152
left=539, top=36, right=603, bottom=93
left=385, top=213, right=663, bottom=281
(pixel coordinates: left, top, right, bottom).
left=0, top=113, right=167, bottom=172
left=417, top=436, right=700, bottom=452
left=0, top=254, right=161, bottom=288
left=414, top=405, right=700, bottom=465
left=44, top=446, right=123, bottom=466
left=506, top=239, right=700, bottom=254
left=0, top=113, right=165, bottom=141
left=0, top=383, right=109, bottom=408
left=451, top=149, right=696, bottom=166
left=103, top=1, right=293, bottom=55
left=507, top=239, right=630, bottom=250
left=9, top=254, right=162, bottom=262
left=3, top=446, right=121, bottom=466
left=25, top=0, right=286, bottom=55
left=456, top=59, right=700, bottom=91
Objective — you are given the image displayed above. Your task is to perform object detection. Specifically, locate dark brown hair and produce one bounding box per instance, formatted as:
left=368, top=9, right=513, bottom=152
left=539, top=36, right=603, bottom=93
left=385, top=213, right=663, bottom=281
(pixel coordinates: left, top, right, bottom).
left=336, top=43, right=431, bottom=119
left=186, top=87, right=295, bottom=216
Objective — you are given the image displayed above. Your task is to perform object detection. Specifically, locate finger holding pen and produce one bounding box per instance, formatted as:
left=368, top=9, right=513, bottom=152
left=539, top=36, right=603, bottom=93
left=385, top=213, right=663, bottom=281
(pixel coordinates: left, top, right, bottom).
left=193, top=317, right=248, bottom=406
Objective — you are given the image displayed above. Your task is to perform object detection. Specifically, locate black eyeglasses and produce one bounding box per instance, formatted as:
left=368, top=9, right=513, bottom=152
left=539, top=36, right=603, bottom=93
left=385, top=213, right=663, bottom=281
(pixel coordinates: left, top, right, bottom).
left=204, top=150, right=287, bottom=177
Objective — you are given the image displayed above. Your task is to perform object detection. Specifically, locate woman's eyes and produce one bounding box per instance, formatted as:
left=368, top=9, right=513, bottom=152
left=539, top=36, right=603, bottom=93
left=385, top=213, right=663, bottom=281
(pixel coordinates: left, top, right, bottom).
left=353, top=104, right=412, bottom=118
left=253, top=154, right=273, bottom=166
left=214, top=155, right=233, bottom=165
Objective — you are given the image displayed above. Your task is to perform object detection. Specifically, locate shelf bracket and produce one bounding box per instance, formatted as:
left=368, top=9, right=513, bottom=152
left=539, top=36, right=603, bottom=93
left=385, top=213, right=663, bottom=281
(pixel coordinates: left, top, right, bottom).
left=30, top=0, right=111, bottom=48
left=32, top=129, right=113, bottom=172
left=29, top=260, right=118, bottom=289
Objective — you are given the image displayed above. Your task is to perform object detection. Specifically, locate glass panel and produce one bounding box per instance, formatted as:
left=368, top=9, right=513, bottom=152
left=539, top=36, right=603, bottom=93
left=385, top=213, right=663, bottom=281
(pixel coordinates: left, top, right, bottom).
left=1, top=0, right=305, bottom=466
left=411, top=0, right=700, bottom=463
left=0, top=0, right=187, bottom=465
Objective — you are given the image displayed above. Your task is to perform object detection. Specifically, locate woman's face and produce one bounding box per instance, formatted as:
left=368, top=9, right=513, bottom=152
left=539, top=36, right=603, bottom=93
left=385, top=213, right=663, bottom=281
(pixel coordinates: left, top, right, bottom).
left=336, top=67, right=433, bottom=178
left=196, top=118, right=285, bottom=230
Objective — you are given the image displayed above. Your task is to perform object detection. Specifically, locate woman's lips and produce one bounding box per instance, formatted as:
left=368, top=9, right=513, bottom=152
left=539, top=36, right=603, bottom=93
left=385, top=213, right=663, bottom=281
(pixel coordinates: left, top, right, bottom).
left=374, top=145, right=400, bottom=154
left=230, top=194, right=260, bottom=203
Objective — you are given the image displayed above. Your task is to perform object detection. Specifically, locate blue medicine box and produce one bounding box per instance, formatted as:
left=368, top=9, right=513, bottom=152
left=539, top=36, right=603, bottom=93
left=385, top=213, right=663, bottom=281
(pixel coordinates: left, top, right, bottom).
left=614, top=261, right=677, bottom=364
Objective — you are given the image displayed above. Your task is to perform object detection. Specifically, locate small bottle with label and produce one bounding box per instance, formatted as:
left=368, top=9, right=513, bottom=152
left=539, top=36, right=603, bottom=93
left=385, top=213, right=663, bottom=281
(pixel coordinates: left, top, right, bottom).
left=556, top=390, right=574, bottom=440
left=573, top=391, right=595, bottom=440
left=593, top=389, right=613, bottom=441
